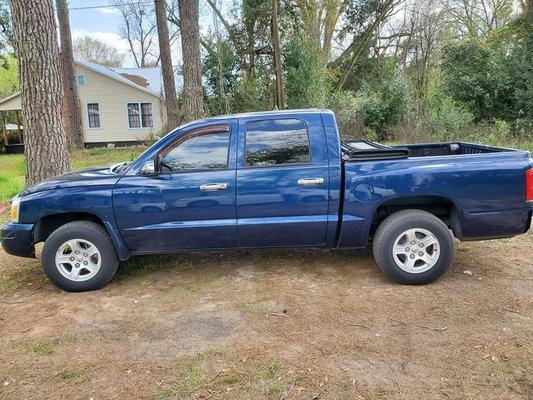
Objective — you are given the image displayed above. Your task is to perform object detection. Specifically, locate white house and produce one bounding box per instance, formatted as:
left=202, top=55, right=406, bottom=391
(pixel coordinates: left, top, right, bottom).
left=0, top=59, right=182, bottom=147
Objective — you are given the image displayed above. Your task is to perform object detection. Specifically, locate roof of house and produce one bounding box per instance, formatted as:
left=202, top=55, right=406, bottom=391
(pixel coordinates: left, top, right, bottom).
left=76, top=59, right=162, bottom=97
left=0, top=91, right=21, bottom=108
left=111, top=66, right=184, bottom=95
left=0, top=59, right=184, bottom=107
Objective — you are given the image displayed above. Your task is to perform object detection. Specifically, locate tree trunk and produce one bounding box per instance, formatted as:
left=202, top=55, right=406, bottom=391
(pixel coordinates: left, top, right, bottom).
left=10, top=0, right=70, bottom=186
left=179, top=0, right=204, bottom=122
left=271, top=0, right=284, bottom=109
left=56, top=0, right=84, bottom=149
left=322, top=0, right=343, bottom=63
left=154, top=0, right=180, bottom=131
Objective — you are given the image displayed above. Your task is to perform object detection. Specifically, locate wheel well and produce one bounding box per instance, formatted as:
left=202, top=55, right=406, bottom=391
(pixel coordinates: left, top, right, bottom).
left=34, top=212, right=106, bottom=243
left=370, top=196, right=459, bottom=238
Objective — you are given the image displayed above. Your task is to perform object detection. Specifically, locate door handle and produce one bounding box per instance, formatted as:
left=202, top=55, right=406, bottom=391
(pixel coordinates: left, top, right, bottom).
left=298, top=177, right=325, bottom=186
left=200, top=183, right=229, bottom=192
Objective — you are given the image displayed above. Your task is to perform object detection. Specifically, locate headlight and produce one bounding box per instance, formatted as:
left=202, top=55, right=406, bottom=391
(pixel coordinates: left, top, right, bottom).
left=10, top=197, right=20, bottom=223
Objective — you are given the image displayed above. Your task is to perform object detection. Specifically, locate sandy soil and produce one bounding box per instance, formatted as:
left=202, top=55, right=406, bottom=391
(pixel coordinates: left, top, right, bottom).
left=0, top=231, right=531, bottom=399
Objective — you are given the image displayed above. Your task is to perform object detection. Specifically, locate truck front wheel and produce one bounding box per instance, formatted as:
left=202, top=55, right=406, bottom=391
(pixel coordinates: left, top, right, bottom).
left=41, top=221, right=119, bottom=292
left=372, top=210, right=455, bottom=284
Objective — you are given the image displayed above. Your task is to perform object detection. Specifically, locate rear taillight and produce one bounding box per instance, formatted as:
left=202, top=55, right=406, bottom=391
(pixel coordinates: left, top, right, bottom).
left=527, top=168, right=533, bottom=201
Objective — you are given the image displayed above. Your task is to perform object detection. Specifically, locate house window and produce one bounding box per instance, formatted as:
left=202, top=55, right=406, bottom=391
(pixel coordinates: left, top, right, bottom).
left=87, top=103, right=101, bottom=128
left=76, top=74, right=86, bottom=85
left=127, top=102, right=153, bottom=128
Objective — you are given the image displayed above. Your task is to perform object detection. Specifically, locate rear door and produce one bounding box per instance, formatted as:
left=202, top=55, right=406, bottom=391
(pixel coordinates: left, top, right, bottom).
left=236, top=113, right=330, bottom=247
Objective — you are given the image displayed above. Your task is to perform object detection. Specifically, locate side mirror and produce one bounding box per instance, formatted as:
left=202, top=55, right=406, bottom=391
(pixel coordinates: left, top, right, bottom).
left=139, top=160, right=157, bottom=176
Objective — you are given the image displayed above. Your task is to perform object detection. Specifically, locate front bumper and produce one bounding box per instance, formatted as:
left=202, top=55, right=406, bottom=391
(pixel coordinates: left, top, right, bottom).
left=0, top=222, right=35, bottom=258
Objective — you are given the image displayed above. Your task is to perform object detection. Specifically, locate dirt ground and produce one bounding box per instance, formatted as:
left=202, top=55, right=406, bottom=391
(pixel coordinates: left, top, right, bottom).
left=0, top=230, right=531, bottom=400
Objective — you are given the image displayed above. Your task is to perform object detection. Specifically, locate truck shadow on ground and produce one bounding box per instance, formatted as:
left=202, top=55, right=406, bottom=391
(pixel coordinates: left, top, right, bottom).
left=113, top=247, right=383, bottom=286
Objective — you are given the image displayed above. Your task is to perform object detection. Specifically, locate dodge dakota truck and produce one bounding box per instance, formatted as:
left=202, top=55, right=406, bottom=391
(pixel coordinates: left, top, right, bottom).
left=2, top=109, right=532, bottom=291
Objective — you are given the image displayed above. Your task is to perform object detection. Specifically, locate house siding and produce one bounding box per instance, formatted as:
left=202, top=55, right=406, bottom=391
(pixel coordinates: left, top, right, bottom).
left=76, top=64, right=164, bottom=143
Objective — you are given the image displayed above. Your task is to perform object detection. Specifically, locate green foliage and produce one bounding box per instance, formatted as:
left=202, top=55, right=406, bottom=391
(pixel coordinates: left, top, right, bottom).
left=203, top=35, right=271, bottom=115
left=356, top=60, right=410, bottom=138
left=203, top=37, right=240, bottom=115
left=425, top=94, right=475, bottom=140
left=232, top=74, right=270, bottom=113
left=285, top=35, right=330, bottom=109
left=0, top=53, right=18, bottom=96
left=441, top=15, right=532, bottom=125
left=326, top=90, right=360, bottom=138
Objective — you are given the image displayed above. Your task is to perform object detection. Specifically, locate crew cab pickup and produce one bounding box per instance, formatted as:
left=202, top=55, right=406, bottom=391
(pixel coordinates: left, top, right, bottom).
left=2, top=109, right=532, bottom=291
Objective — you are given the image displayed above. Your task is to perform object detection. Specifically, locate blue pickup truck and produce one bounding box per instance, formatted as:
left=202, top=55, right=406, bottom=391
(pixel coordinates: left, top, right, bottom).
left=2, top=110, right=532, bottom=291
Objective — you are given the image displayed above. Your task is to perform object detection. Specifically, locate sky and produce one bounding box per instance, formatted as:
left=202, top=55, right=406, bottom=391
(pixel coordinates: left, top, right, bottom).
left=68, top=0, right=132, bottom=60
left=67, top=0, right=223, bottom=68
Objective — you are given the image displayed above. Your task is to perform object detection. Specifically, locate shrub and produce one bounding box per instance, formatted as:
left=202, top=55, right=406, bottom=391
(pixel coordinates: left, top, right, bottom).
left=326, top=90, right=361, bottom=138
left=232, top=74, right=270, bottom=113
left=426, top=95, right=475, bottom=140
left=356, top=61, right=410, bottom=139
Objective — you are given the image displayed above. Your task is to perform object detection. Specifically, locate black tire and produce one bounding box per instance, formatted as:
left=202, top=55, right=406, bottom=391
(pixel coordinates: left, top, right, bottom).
left=372, top=209, right=455, bottom=284
left=41, top=221, right=119, bottom=292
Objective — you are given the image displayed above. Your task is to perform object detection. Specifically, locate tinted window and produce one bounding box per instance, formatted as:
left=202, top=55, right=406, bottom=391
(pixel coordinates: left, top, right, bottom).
left=246, top=119, right=310, bottom=167
left=161, top=132, right=229, bottom=172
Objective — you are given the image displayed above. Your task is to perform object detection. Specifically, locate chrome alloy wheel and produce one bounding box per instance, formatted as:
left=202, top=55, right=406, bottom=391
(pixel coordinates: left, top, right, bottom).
left=392, top=228, right=440, bottom=274
left=55, top=239, right=101, bottom=282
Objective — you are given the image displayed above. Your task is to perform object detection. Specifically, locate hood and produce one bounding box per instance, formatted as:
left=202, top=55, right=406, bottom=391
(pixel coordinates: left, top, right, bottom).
left=19, top=163, right=127, bottom=197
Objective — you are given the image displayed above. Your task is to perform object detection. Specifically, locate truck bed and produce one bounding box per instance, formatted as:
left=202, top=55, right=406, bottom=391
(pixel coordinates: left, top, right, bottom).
left=342, top=140, right=517, bottom=161
left=397, top=142, right=514, bottom=158
left=339, top=141, right=532, bottom=248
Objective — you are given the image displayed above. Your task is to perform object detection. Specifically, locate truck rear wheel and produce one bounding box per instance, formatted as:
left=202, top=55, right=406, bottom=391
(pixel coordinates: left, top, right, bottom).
left=372, top=210, right=455, bottom=284
left=41, top=221, right=119, bottom=292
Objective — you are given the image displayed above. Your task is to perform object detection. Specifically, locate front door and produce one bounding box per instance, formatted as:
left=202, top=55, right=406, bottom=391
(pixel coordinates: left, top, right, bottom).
left=236, top=114, right=330, bottom=247
left=113, top=122, right=238, bottom=253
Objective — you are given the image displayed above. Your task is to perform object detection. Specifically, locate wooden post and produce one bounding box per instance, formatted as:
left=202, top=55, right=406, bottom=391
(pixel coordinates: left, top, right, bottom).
left=0, top=111, right=8, bottom=146
left=15, top=109, right=23, bottom=143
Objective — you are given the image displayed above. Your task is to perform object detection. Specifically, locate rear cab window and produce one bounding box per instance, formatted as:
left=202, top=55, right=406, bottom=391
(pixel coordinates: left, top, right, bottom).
left=245, top=119, right=311, bottom=167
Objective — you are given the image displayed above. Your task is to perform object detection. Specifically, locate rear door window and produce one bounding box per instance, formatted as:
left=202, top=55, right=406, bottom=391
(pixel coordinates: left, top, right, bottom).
left=245, top=119, right=310, bottom=167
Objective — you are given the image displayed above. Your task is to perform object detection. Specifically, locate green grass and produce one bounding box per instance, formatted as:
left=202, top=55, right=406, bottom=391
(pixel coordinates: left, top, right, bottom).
left=200, top=273, right=217, bottom=284
left=155, top=352, right=212, bottom=399
left=16, top=337, right=61, bottom=356
left=0, top=154, right=25, bottom=203
left=241, top=301, right=265, bottom=316
left=0, top=146, right=144, bottom=204
left=56, top=369, right=78, bottom=380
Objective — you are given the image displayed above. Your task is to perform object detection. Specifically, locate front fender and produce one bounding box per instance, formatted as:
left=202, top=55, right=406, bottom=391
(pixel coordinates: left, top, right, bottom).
left=17, top=186, right=132, bottom=261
